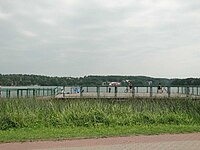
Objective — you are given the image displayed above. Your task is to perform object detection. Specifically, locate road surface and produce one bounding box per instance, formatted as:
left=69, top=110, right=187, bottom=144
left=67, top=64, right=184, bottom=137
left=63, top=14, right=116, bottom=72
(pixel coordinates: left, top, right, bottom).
left=0, top=133, right=200, bottom=150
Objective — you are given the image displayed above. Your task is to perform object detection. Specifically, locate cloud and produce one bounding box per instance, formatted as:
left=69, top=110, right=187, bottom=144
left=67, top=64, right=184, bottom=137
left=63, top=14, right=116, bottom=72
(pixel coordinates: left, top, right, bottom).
left=0, top=11, right=12, bottom=20
left=0, top=0, right=200, bottom=78
left=21, top=30, right=37, bottom=37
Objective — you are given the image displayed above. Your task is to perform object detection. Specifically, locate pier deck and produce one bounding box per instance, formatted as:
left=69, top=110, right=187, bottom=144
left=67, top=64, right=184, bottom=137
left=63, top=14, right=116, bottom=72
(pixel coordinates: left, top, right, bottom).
left=55, top=92, right=192, bottom=99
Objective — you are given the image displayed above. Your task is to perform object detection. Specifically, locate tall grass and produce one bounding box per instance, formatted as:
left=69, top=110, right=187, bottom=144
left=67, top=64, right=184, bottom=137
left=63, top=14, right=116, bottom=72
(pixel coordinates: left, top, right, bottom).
left=0, top=98, right=200, bottom=130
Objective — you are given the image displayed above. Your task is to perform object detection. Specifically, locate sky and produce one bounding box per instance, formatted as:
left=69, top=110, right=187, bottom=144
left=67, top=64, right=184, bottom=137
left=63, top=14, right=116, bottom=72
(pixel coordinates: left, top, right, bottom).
left=0, top=0, right=200, bottom=78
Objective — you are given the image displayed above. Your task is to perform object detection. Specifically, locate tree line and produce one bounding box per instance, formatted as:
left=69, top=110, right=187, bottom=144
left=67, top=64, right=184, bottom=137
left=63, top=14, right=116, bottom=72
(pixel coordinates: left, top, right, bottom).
left=0, top=74, right=199, bottom=86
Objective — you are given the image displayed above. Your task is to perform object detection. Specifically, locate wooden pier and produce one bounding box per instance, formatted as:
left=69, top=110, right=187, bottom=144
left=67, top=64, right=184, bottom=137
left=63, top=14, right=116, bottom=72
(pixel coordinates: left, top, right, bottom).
left=56, top=86, right=200, bottom=99
left=0, top=86, right=199, bottom=99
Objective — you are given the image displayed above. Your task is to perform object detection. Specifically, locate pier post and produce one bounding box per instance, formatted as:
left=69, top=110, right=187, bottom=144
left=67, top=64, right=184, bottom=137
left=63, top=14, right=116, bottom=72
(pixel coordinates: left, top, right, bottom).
left=51, top=89, right=53, bottom=96
left=63, top=86, right=65, bottom=97
left=181, top=87, right=183, bottom=94
left=132, top=86, right=135, bottom=98
left=33, top=89, right=35, bottom=97
left=97, top=86, right=100, bottom=98
left=150, top=86, right=153, bottom=97
left=80, top=86, right=83, bottom=98
left=8, top=90, right=11, bottom=98
left=70, top=87, right=72, bottom=94
left=114, top=86, right=117, bottom=98
left=38, top=89, right=40, bottom=96
left=26, top=89, right=28, bottom=97
left=6, top=90, right=10, bottom=98
left=6, top=90, right=8, bottom=98
left=186, top=86, right=190, bottom=97
left=28, top=89, right=30, bottom=97
left=6, top=90, right=11, bottom=98
left=177, top=87, right=179, bottom=94
left=53, top=89, right=55, bottom=96
left=17, top=89, right=19, bottom=98
left=167, top=86, right=171, bottom=98
left=192, top=87, right=194, bottom=95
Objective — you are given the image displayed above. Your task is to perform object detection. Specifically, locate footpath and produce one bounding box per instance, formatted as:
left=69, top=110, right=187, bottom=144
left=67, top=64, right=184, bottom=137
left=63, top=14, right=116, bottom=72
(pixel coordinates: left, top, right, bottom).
left=0, top=133, right=200, bottom=150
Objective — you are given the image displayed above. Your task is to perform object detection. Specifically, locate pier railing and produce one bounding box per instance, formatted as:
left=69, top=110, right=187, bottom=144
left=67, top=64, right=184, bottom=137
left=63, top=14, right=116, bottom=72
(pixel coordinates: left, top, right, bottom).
left=0, top=87, right=61, bottom=98
left=1, top=86, right=199, bottom=99
left=59, top=86, right=200, bottom=98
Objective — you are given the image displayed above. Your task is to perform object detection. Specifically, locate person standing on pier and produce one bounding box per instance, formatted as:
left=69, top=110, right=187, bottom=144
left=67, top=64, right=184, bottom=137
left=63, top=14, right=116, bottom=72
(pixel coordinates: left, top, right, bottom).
left=157, top=83, right=163, bottom=93
left=125, top=80, right=133, bottom=92
left=128, top=81, right=133, bottom=92
left=108, top=87, right=111, bottom=93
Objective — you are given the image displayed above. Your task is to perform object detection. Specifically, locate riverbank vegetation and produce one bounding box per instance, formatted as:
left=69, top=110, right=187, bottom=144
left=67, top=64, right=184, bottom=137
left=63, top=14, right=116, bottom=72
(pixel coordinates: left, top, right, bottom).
left=0, top=97, right=200, bottom=142
left=0, top=74, right=170, bottom=86
left=1, top=74, right=200, bottom=86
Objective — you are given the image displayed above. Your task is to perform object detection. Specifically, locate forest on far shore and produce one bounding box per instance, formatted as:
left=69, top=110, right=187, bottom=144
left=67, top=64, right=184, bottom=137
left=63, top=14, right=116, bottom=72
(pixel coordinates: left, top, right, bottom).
left=0, top=74, right=200, bottom=86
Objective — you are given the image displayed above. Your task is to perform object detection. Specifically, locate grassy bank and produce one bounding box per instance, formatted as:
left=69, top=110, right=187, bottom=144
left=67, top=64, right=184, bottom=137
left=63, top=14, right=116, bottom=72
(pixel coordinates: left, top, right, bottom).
left=1, top=125, right=200, bottom=143
left=0, top=98, right=200, bottom=142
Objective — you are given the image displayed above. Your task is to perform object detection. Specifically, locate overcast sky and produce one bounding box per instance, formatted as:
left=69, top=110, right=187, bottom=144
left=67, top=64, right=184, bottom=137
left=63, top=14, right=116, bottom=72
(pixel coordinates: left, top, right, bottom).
left=0, top=0, right=200, bottom=78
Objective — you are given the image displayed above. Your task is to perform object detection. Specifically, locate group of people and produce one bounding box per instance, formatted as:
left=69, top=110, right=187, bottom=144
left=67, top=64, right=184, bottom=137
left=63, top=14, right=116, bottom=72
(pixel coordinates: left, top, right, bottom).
left=157, top=83, right=168, bottom=93
left=157, top=83, right=163, bottom=93
left=107, top=81, right=165, bottom=94
left=108, top=80, right=133, bottom=93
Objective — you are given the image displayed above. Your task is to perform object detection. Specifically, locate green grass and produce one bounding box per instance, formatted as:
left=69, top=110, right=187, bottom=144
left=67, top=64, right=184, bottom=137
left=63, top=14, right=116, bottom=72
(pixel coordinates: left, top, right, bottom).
left=0, top=97, right=200, bottom=142
left=1, top=125, right=200, bottom=143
